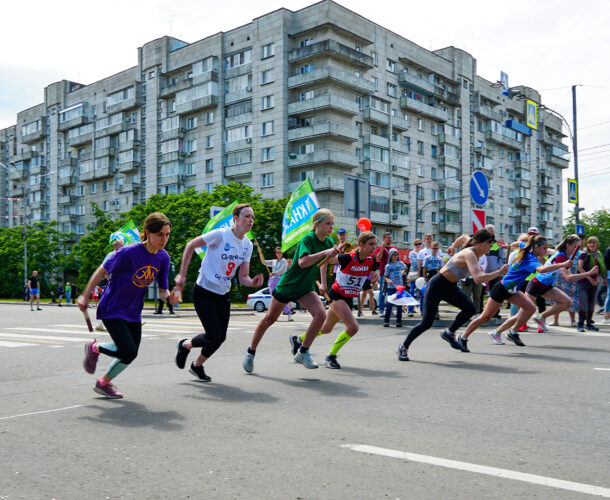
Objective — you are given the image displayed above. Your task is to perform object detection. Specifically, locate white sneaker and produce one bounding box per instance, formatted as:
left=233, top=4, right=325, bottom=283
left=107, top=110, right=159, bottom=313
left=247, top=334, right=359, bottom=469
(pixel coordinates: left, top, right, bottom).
left=603, top=318, right=610, bottom=325
left=570, top=321, right=577, bottom=327
left=533, top=315, right=548, bottom=332
left=294, top=351, right=318, bottom=369
left=488, top=329, right=505, bottom=345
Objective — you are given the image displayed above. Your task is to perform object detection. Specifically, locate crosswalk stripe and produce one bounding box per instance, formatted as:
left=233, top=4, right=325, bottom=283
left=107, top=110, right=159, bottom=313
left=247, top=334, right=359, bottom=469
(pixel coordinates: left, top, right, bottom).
left=0, top=340, right=36, bottom=347
left=0, top=332, right=89, bottom=342
left=6, top=327, right=155, bottom=338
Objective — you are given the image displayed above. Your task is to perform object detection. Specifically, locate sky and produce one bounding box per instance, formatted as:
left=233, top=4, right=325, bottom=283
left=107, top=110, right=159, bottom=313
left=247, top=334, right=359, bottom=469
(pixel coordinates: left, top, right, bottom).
left=1, top=0, right=608, bottom=223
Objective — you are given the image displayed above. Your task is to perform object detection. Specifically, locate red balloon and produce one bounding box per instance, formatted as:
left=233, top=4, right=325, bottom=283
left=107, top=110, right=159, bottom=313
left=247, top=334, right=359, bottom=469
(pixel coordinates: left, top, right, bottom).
left=357, top=217, right=372, bottom=231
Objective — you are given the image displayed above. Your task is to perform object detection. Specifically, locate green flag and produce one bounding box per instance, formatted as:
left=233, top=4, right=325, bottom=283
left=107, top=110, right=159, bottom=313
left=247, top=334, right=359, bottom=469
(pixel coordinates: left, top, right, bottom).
left=281, top=179, right=320, bottom=253
left=109, top=220, right=140, bottom=246
left=195, top=201, right=253, bottom=259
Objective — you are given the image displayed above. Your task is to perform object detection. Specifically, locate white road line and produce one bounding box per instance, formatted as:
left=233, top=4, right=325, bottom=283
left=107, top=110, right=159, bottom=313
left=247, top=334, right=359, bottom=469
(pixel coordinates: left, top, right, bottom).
left=0, top=405, right=83, bottom=421
left=342, top=444, right=610, bottom=498
left=594, top=368, right=610, bottom=371
left=0, top=332, right=89, bottom=342
left=0, top=340, right=36, bottom=348
left=6, top=327, right=155, bottom=338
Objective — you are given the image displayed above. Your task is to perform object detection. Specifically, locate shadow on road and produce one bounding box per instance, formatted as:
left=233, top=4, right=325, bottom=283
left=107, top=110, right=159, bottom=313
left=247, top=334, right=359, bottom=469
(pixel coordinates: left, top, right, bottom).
left=80, top=400, right=185, bottom=431
left=182, top=382, right=279, bottom=404
left=250, top=373, right=369, bottom=398
left=411, top=360, right=539, bottom=374
left=337, top=366, right=404, bottom=378
left=533, top=344, right=609, bottom=354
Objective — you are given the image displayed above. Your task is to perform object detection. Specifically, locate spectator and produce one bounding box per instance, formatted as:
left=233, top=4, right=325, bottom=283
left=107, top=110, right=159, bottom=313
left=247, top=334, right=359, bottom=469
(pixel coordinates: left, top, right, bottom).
left=383, top=249, right=406, bottom=327
left=57, top=282, right=64, bottom=307
left=374, top=232, right=397, bottom=316
left=577, top=236, right=605, bottom=331
left=28, top=270, right=42, bottom=311
left=604, top=243, right=610, bottom=324
left=406, top=238, right=422, bottom=317
left=65, top=281, right=72, bottom=305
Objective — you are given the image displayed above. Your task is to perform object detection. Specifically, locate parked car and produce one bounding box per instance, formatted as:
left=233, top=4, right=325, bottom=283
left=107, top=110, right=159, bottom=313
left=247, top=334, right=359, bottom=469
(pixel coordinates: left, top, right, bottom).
left=246, top=287, right=327, bottom=312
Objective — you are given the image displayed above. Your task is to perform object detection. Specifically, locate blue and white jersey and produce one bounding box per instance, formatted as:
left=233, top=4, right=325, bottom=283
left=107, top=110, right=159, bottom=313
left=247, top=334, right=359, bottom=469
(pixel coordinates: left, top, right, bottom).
left=534, top=252, right=568, bottom=287
left=501, top=252, right=540, bottom=293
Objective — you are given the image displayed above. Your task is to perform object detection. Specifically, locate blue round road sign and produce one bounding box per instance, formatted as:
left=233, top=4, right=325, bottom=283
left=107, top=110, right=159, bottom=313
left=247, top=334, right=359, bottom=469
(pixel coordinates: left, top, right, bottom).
left=470, top=172, right=489, bottom=205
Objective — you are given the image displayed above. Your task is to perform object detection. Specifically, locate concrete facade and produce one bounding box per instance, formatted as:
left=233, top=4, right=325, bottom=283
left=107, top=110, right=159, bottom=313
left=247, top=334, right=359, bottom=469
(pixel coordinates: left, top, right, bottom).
left=1, top=0, right=568, bottom=245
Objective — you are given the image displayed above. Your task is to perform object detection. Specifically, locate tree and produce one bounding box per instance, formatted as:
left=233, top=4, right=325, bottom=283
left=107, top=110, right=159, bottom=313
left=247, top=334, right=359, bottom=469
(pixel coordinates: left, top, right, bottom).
left=563, top=208, right=610, bottom=250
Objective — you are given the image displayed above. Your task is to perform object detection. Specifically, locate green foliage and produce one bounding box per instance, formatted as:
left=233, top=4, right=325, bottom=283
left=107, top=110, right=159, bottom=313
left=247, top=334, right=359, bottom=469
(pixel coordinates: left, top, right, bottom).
left=563, top=208, right=610, bottom=250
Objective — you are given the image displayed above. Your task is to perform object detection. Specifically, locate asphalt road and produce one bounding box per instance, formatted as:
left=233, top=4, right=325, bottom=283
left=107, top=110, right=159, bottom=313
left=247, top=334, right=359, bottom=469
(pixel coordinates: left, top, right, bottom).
left=0, top=303, right=608, bottom=499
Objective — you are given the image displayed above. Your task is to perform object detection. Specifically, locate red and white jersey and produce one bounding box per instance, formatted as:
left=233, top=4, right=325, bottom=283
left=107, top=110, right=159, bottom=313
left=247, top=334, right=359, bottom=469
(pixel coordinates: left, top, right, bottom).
left=332, top=251, right=375, bottom=297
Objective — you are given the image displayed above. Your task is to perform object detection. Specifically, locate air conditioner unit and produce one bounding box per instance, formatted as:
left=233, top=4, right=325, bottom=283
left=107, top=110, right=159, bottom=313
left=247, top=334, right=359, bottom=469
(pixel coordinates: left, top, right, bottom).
left=392, top=189, right=398, bottom=195
left=289, top=153, right=297, bottom=159
left=391, top=165, right=398, bottom=171
left=245, top=86, right=252, bottom=92
left=245, top=137, right=252, bottom=143
left=179, top=174, right=185, bottom=180
left=392, top=214, right=399, bottom=220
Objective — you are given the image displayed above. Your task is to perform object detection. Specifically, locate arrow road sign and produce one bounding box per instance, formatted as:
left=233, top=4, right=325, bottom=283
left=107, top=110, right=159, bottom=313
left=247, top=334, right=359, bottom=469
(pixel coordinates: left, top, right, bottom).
left=470, top=172, right=489, bottom=206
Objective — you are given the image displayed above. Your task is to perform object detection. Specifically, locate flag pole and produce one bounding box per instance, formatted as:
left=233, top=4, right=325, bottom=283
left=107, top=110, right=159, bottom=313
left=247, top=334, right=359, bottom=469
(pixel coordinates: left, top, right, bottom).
left=254, top=238, right=270, bottom=274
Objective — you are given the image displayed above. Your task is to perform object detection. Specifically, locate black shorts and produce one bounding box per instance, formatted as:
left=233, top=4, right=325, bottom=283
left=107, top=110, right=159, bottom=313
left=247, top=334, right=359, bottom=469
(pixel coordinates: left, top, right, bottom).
left=362, top=279, right=372, bottom=291
left=272, top=289, right=303, bottom=304
left=526, top=280, right=553, bottom=298
left=490, top=282, right=516, bottom=303
left=328, top=288, right=354, bottom=309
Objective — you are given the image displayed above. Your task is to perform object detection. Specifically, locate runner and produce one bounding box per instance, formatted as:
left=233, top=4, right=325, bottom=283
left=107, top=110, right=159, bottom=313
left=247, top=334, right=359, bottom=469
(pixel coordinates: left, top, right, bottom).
left=79, top=213, right=174, bottom=399
left=396, top=229, right=508, bottom=361
left=242, top=208, right=339, bottom=372
left=28, top=270, right=42, bottom=311
left=291, top=231, right=378, bottom=369
left=461, top=234, right=572, bottom=348
left=488, top=234, right=598, bottom=341
left=95, top=238, right=125, bottom=330
left=174, top=204, right=263, bottom=381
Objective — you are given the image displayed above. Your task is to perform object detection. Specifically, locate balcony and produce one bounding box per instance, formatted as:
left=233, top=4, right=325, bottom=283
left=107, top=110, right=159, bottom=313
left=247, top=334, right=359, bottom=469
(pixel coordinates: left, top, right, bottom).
left=59, top=158, right=77, bottom=168
left=94, top=146, right=116, bottom=158
left=362, top=134, right=390, bottom=149
left=224, top=163, right=252, bottom=179
left=471, top=103, right=503, bottom=122
left=159, top=151, right=183, bottom=164
left=288, top=176, right=345, bottom=193
left=58, top=115, right=88, bottom=132
left=438, top=133, right=460, bottom=148
left=22, top=121, right=47, bottom=144
left=225, top=88, right=253, bottom=105
left=79, top=169, right=94, bottom=182
left=29, top=164, right=42, bottom=176
left=58, top=175, right=77, bottom=186
left=439, top=199, right=461, bottom=212
left=118, top=160, right=140, bottom=174
left=95, top=121, right=127, bottom=137
left=547, top=154, right=569, bottom=169
left=176, top=95, right=218, bottom=115
left=159, top=174, right=184, bottom=186
left=363, top=158, right=390, bottom=172
left=225, top=113, right=252, bottom=129
left=399, top=97, right=449, bottom=122
left=225, top=139, right=253, bottom=153
left=120, top=182, right=141, bottom=193
left=160, top=77, right=194, bottom=98
left=287, top=66, right=374, bottom=93
left=391, top=116, right=410, bottom=132
left=14, top=150, right=38, bottom=162
left=106, top=85, right=141, bottom=114
left=58, top=213, right=78, bottom=223
left=59, top=195, right=75, bottom=205
left=438, top=177, right=461, bottom=190
left=288, top=122, right=358, bottom=143
left=515, top=197, right=529, bottom=207
left=398, top=71, right=435, bottom=95
left=29, top=200, right=48, bottom=211
left=67, top=131, right=93, bottom=146
left=288, top=149, right=358, bottom=170
left=438, top=156, right=460, bottom=169
left=288, top=94, right=359, bottom=116
left=362, top=107, right=389, bottom=125
left=9, top=165, right=28, bottom=181
left=118, top=139, right=140, bottom=152
left=514, top=178, right=531, bottom=189
left=540, top=197, right=554, bottom=207
left=160, top=128, right=185, bottom=143
left=539, top=183, right=553, bottom=194
left=485, top=130, right=522, bottom=150
left=93, top=167, right=113, bottom=179
left=440, top=221, right=462, bottom=233
left=288, top=39, right=374, bottom=68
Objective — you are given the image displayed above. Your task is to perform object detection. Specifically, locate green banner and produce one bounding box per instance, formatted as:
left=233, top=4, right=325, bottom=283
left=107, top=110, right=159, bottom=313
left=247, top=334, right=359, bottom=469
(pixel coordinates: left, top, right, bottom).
left=195, top=201, right=253, bottom=259
left=109, top=220, right=140, bottom=246
left=281, top=179, right=320, bottom=253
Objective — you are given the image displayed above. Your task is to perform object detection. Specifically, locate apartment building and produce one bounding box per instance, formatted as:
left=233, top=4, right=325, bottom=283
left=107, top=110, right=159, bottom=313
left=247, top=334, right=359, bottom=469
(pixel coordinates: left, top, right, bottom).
left=2, top=0, right=568, bottom=245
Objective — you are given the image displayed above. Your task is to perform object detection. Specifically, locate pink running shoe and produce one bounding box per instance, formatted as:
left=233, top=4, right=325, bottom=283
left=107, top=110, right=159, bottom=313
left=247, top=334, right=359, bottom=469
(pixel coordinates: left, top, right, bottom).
left=518, top=324, right=529, bottom=332
left=94, top=380, right=123, bottom=399
left=83, top=340, right=99, bottom=374
left=533, top=315, right=548, bottom=332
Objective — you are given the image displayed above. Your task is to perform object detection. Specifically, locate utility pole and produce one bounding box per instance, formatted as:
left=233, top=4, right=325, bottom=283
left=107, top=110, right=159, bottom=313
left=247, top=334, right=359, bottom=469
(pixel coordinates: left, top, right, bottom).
left=572, top=85, right=580, bottom=226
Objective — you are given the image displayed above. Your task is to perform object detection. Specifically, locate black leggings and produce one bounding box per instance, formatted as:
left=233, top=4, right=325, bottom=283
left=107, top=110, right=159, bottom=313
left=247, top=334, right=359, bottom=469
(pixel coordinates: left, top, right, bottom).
left=190, top=284, right=231, bottom=358
left=99, top=318, right=142, bottom=364
left=577, top=281, right=597, bottom=327
left=403, top=273, right=476, bottom=348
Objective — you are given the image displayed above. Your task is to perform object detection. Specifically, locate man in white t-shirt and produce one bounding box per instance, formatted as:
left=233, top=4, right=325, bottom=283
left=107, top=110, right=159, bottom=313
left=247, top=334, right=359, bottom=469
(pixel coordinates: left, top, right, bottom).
left=417, top=233, right=434, bottom=277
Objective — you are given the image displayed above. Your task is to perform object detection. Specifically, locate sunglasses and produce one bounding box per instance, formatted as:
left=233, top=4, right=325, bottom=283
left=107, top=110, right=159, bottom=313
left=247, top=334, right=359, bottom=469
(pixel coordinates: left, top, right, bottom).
left=415, top=242, right=422, bottom=245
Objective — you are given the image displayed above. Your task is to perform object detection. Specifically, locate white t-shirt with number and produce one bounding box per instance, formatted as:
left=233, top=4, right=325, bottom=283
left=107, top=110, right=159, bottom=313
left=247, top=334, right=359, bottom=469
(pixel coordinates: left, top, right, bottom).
left=196, top=228, right=253, bottom=295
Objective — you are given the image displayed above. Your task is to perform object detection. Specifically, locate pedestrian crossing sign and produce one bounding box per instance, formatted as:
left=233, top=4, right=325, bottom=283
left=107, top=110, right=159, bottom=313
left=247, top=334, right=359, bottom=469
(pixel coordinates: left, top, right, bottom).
left=568, top=178, right=578, bottom=204
left=526, top=100, right=538, bottom=129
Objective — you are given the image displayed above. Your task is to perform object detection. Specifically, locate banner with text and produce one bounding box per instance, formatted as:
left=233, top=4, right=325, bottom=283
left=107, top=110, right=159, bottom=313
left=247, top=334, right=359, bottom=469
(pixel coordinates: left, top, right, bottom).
left=281, top=179, right=320, bottom=253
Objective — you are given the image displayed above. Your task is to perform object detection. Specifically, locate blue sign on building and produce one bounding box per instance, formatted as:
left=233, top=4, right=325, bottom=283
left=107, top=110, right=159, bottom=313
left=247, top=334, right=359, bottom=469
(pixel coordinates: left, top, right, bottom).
left=470, top=172, right=489, bottom=206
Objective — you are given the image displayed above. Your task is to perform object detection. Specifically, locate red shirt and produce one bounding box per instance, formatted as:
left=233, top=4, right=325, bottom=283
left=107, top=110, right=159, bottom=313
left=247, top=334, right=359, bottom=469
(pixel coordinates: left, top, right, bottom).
left=375, top=245, right=397, bottom=277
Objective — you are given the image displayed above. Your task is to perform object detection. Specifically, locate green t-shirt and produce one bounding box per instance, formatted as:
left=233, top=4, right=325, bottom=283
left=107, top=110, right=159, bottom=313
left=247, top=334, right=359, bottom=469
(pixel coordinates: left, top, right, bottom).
left=276, top=231, right=334, bottom=299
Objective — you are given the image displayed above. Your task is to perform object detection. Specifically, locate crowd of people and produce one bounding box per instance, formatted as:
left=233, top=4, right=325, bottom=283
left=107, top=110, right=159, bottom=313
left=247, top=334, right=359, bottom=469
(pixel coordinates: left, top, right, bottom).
left=74, top=207, right=609, bottom=399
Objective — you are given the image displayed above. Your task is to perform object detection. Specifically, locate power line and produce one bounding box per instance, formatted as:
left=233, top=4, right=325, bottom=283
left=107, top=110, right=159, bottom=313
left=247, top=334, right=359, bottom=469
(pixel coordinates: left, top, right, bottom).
left=579, top=120, right=610, bottom=131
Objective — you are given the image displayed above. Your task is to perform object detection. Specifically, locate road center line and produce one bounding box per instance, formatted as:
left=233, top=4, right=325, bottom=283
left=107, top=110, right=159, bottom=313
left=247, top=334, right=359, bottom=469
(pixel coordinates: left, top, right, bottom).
left=593, top=368, right=610, bottom=371
left=0, top=405, right=83, bottom=421
left=342, top=444, right=610, bottom=498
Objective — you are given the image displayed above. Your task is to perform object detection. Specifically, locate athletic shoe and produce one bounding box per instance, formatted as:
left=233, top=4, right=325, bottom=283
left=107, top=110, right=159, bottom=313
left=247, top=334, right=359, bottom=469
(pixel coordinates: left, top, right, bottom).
left=289, top=335, right=302, bottom=356
left=577, top=326, right=585, bottom=332
left=548, top=321, right=558, bottom=327
left=383, top=323, right=390, bottom=327
left=585, top=325, right=599, bottom=331
left=294, top=351, right=318, bottom=369
left=603, top=318, right=610, bottom=325
left=83, top=340, right=99, bottom=374
left=36, top=307, right=42, bottom=311
left=533, top=315, right=548, bottom=332
left=456, top=336, right=470, bottom=353
left=396, top=323, right=402, bottom=328
left=518, top=324, right=529, bottom=332
left=397, top=344, right=409, bottom=361
left=189, top=362, right=211, bottom=382
left=571, top=321, right=578, bottom=327
left=506, top=331, right=526, bottom=346
left=153, top=311, right=162, bottom=315
left=357, top=312, right=363, bottom=317
left=488, top=330, right=505, bottom=345
left=440, top=329, right=462, bottom=350
left=31, top=307, right=34, bottom=311
left=243, top=350, right=255, bottom=373
left=408, top=313, right=414, bottom=317
left=174, top=339, right=189, bottom=369
left=93, top=380, right=123, bottom=399
left=371, top=311, right=378, bottom=315
left=325, top=354, right=341, bottom=369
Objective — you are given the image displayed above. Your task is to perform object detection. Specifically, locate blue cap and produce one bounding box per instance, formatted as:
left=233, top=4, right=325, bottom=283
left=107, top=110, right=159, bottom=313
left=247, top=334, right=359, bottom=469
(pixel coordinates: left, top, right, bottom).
left=337, top=228, right=346, bottom=234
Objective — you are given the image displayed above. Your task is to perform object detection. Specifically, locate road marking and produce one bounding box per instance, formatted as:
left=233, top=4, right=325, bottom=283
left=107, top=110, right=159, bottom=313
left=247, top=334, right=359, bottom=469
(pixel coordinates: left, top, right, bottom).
left=594, top=368, right=610, bottom=371
left=0, top=332, right=89, bottom=342
left=6, top=327, right=155, bottom=338
left=0, top=340, right=36, bottom=347
left=342, top=444, right=610, bottom=498
left=0, top=405, right=83, bottom=421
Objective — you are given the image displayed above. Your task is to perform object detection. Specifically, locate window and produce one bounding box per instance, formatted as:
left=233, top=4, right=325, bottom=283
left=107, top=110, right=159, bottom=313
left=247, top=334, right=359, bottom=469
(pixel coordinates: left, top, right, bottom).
left=261, top=121, right=274, bottom=136
left=185, top=117, right=197, bottom=130
left=354, top=70, right=362, bottom=78
left=261, top=95, right=274, bottom=110
left=431, top=123, right=438, bottom=136
left=103, top=181, right=109, bottom=191
left=299, top=143, right=315, bottom=154
left=225, top=100, right=252, bottom=118
left=386, top=59, right=396, bottom=73
left=371, top=51, right=378, bottom=66
left=205, top=112, right=214, bottom=124
left=371, top=76, right=378, bottom=91
left=371, top=196, right=390, bottom=213
left=185, top=140, right=197, bottom=153
left=431, top=189, right=439, bottom=201
left=431, top=145, right=438, bottom=157
left=206, top=183, right=214, bottom=193
left=417, top=141, right=424, bottom=155
left=102, top=201, right=108, bottom=211
left=296, top=64, right=314, bottom=75
left=431, top=212, right=438, bottom=223
left=387, top=83, right=397, bottom=98
left=261, top=43, right=274, bottom=59
left=225, top=149, right=252, bottom=166
left=261, top=172, right=274, bottom=187
left=431, top=167, right=437, bottom=180
left=225, top=74, right=251, bottom=93
left=418, top=164, right=424, bottom=177
left=261, top=147, right=274, bottom=162
left=205, top=159, right=213, bottom=173
left=370, top=171, right=390, bottom=188
left=226, top=125, right=251, bottom=142
left=224, top=49, right=252, bottom=69
left=261, top=69, right=274, bottom=85
left=206, top=135, right=214, bottom=149
left=90, top=183, right=96, bottom=194
left=185, top=163, right=194, bottom=175
left=418, top=118, right=424, bottom=131
left=299, top=38, right=314, bottom=47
